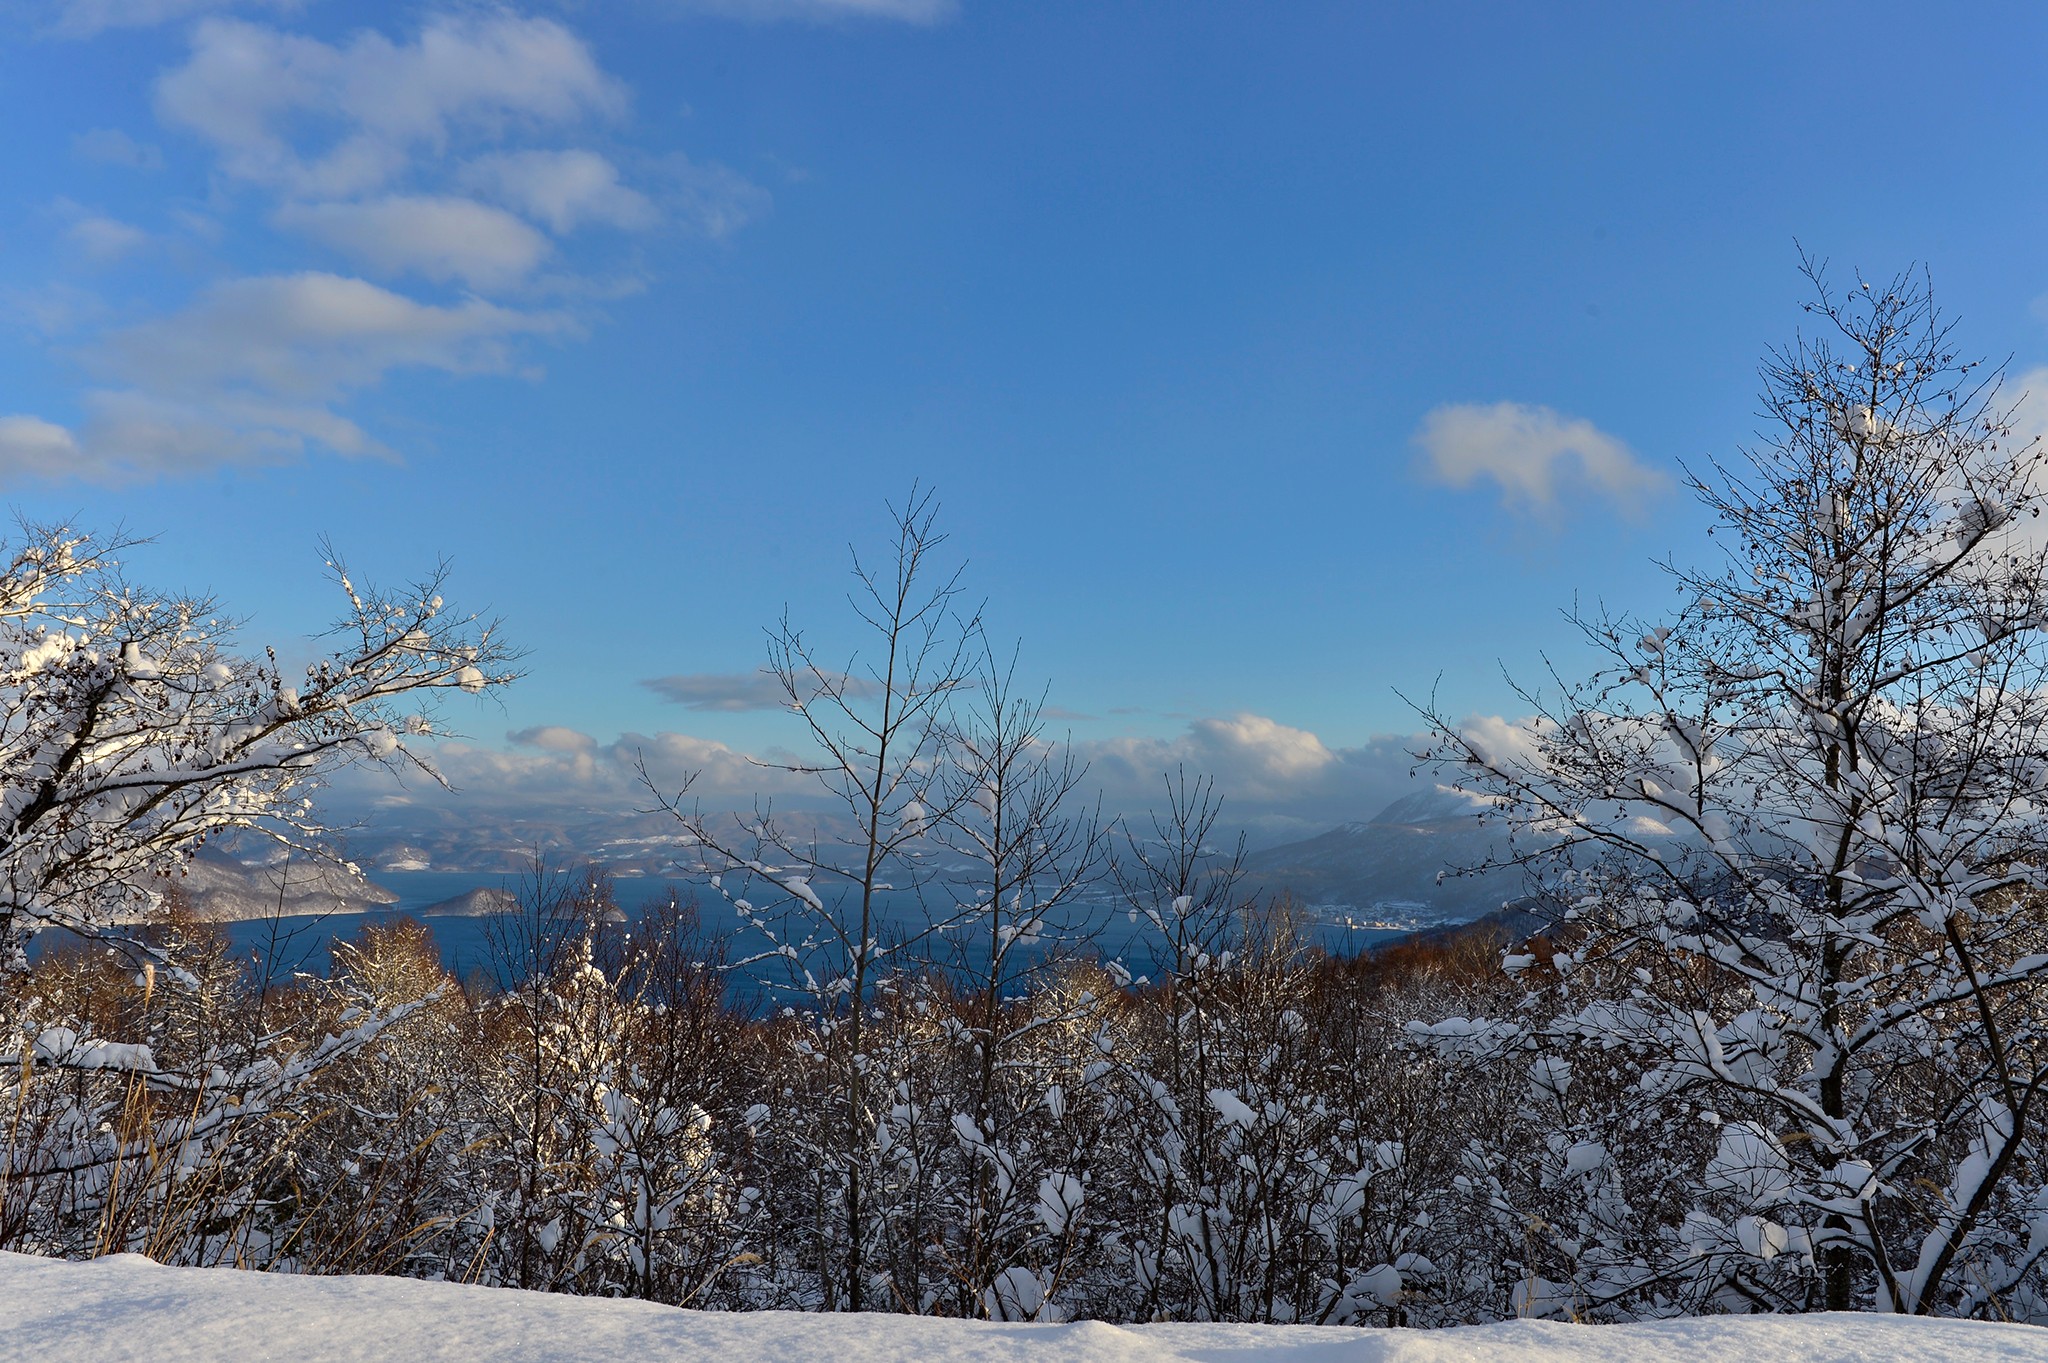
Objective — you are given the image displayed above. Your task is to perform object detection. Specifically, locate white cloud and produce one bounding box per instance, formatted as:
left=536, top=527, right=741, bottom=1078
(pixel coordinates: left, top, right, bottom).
left=1084, top=714, right=1336, bottom=804
left=104, top=272, right=563, bottom=399
left=508, top=725, right=601, bottom=754
left=64, top=215, right=150, bottom=263
left=2006, top=365, right=2048, bottom=445
left=24, top=15, right=636, bottom=484
left=21, top=12, right=760, bottom=489
left=1415, top=401, right=1668, bottom=517
left=71, top=128, right=164, bottom=170
left=0, top=273, right=567, bottom=485
left=0, top=416, right=81, bottom=479
left=155, top=15, right=626, bottom=198
left=1073, top=716, right=1441, bottom=842
left=1963, top=364, right=2048, bottom=557
left=276, top=196, right=555, bottom=289
left=461, top=150, right=657, bottom=234
left=1454, top=712, right=1553, bottom=775
left=69, top=387, right=386, bottom=475
left=409, top=727, right=809, bottom=815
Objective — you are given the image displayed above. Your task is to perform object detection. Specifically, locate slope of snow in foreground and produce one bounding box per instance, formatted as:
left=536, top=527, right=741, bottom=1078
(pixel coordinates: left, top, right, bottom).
left=4, top=1252, right=2042, bottom=1363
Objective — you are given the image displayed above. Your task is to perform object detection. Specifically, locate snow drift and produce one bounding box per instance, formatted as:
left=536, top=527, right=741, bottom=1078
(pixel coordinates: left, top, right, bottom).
left=2, top=1251, right=2040, bottom=1363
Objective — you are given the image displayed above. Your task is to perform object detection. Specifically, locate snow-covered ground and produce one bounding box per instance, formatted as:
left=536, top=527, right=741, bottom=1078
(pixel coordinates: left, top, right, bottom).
left=4, top=1252, right=2043, bottom=1363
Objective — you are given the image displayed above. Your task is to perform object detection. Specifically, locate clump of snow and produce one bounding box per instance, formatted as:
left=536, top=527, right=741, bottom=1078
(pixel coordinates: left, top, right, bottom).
left=32, top=1027, right=155, bottom=1072
left=1207, top=1087, right=1258, bottom=1127
left=1036, top=1171, right=1084, bottom=1235
left=3, top=1251, right=2044, bottom=1363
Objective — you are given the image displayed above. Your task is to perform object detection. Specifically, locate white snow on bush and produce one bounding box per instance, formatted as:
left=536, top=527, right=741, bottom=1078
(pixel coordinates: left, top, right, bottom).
left=31, top=1026, right=155, bottom=1072
left=3, top=1251, right=2043, bottom=1363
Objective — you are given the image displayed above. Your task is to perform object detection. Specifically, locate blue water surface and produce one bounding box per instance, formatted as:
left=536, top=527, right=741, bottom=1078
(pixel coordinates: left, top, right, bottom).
left=99, top=869, right=1411, bottom=1005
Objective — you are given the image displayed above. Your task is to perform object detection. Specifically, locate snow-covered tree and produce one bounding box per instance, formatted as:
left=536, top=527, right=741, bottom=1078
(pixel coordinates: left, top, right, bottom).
left=1419, top=261, right=2048, bottom=1318
left=0, top=523, right=513, bottom=968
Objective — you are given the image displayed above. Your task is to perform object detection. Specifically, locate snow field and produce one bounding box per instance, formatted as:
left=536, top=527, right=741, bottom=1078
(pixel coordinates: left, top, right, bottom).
left=4, top=1251, right=2042, bottom=1363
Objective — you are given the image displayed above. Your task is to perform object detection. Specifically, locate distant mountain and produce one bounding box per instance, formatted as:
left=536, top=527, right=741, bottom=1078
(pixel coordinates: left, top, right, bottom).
left=1366, top=787, right=1492, bottom=827
left=1243, top=787, right=1528, bottom=927
left=147, top=849, right=399, bottom=922
left=322, top=786, right=1539, bottom=932
left=327, top=806, right=868, bottom=878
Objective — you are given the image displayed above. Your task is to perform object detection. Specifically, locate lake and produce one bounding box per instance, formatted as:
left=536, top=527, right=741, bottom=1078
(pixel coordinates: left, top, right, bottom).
left=65, top=869, right=1415, bottom=1004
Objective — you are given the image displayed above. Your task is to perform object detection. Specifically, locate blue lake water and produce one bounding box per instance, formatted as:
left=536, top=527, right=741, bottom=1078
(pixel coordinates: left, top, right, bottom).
left=76, top=869, right=1412, bottom=1002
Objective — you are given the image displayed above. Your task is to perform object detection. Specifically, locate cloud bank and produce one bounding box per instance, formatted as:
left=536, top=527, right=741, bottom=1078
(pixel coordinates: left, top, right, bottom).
left=332, top=710, right=1432, bottom=851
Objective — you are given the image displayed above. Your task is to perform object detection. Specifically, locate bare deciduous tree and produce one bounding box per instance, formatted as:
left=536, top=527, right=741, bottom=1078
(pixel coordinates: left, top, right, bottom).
left=930, top=643, right=1104, bottom=1316
left=647, top=488, right=979, bottom=1311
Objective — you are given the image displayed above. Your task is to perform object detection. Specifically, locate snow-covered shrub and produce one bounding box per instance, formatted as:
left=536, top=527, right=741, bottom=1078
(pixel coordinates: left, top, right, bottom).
left=1, top=901, right=436, bottom=1266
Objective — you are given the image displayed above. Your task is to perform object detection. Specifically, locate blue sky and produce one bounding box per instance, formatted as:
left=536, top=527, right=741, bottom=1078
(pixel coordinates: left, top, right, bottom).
left=6, top=1, right=2048, bottom=842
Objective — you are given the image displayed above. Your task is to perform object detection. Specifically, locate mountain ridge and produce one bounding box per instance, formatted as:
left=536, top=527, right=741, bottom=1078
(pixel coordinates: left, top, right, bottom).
left=1243, top=786, right=1523, bottom=926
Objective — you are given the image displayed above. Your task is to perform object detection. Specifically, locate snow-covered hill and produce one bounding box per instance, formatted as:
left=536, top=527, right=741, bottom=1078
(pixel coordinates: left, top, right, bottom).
left=1242, top=787, right=1524, bottom=925
left=417, top=885, right=521, bottom=917
left=136, top=848, right=399, bottom=922
left=4, top=1252, right=2040, bottom=1363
